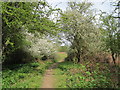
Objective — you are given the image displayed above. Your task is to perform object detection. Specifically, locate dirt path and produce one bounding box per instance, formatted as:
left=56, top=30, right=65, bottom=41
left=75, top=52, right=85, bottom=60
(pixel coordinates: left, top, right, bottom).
left=41, top=60, right=64, bottom=88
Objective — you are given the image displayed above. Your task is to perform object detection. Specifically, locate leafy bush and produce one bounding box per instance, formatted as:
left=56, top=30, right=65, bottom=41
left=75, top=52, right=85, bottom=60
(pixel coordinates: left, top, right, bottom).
left=18, top=73, right=26, bottom=79
left=30, top=62, right=40, bottom=67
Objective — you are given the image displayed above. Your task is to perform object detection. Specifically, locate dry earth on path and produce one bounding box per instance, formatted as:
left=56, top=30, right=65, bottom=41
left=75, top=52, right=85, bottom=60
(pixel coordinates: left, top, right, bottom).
left=41, top=60, right=64, bottom=88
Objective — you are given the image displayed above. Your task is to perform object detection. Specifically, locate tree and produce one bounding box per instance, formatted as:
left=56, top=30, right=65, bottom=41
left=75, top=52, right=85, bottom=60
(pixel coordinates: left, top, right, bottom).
left=100, top=13, right=119, bottom=64
left=60, top=1, right=101, bottom=63
left=0, top=2, right=2, bottom=64
left=2, top=2, right=36, bottom=63
left=2, top=1, right=60, bottom=64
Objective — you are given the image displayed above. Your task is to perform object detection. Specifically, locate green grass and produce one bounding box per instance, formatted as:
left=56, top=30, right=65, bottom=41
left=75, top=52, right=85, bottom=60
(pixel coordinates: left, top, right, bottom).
left=2, top=60, right=53, bottom=88
left=0, top=71, right=2, bottom=90
left=55, top=52, right=67, bottom=62
left=54, top=69, right=68, bottom=88
left=2, top=52, right=119, bottom=88
left=54, top=61, right=117, bottom=88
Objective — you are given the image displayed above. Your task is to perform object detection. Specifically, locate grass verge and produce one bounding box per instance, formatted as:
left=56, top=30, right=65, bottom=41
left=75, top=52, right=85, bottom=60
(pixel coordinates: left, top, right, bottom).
left=54, top=61, right=119, bottom=88
left=2, top=60, right=53, bottom=88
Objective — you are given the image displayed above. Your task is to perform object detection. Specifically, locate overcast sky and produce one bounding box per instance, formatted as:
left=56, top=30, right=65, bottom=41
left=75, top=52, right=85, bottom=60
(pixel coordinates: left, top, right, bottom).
left=46, top=0, right=117, bottom=13
left=46, top=0, right=118, bottom=46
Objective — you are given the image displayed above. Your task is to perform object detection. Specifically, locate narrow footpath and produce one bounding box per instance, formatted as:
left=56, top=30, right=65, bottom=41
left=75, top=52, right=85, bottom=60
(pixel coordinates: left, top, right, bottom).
left=41, top=60, right=64, bottom=88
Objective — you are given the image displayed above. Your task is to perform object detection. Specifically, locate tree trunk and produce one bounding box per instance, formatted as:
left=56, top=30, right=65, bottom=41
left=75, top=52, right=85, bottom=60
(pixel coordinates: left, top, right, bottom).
left=0, top=11, right=2, bottom=65
left=77, top=50, right=81, bottom=63
left=77, top=53, right=80, bottom=62
left=112, top=53, right=116, bottom=64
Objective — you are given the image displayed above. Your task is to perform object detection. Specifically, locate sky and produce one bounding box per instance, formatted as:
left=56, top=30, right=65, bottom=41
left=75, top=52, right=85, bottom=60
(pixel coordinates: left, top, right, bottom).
left=46, top=0, right=117, bottom=13
left=46, top=0, right=118, bottom=46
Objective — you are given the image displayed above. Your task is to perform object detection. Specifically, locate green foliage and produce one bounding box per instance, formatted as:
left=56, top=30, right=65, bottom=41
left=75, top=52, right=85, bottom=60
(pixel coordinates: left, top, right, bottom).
left=2, top=1, right=119, bottom=89
left=2, top=1, right=60, bottom=64
left=2, top=61, right=53, bottom=88
left=55, top=61, right=116, bottom=88
left=99, top=12, right=120, bottom=63
left=30, top=62, right=40, bottom=68
left=100, top=13, right=119, bottom=53
left=2, top=2, right=35, bottom=63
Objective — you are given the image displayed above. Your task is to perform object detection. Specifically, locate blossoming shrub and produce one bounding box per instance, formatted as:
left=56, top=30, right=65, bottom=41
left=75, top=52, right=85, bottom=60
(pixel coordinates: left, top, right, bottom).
left=23, top=31, right=58, bottom=61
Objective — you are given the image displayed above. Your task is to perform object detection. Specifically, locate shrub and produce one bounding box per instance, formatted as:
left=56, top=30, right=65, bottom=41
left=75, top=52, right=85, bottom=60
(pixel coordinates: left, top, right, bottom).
left=30, top=62, right=40, bottom=67
left=22, top=31, right=58, bottom=61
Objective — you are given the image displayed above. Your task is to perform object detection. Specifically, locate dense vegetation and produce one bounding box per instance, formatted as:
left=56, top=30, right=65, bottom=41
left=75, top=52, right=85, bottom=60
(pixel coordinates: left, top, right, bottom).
left=1, top=0, right=120, bottom=89
left=55, top=61, right=119, bottom=88
left=2, top=2, right=60, bottom=64
left=2, top=60, right=53, bottom=88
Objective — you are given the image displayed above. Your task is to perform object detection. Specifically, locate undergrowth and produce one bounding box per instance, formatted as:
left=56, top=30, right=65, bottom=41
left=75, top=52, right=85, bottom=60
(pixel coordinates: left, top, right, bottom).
left=54, top=61, right=119, bottom=88
left=2, top=60, right=53, bottom=88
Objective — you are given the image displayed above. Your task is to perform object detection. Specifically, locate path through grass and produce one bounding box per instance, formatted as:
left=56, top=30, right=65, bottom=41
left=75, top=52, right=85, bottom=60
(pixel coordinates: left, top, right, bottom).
left=2, top=60, right=53, bottom=88
left=2, top=52, right=119, bottom=88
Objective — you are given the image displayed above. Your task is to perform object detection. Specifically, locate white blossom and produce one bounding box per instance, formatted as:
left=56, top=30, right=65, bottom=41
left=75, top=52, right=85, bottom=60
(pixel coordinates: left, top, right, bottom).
left=22, top=30, right=58, bottom=59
